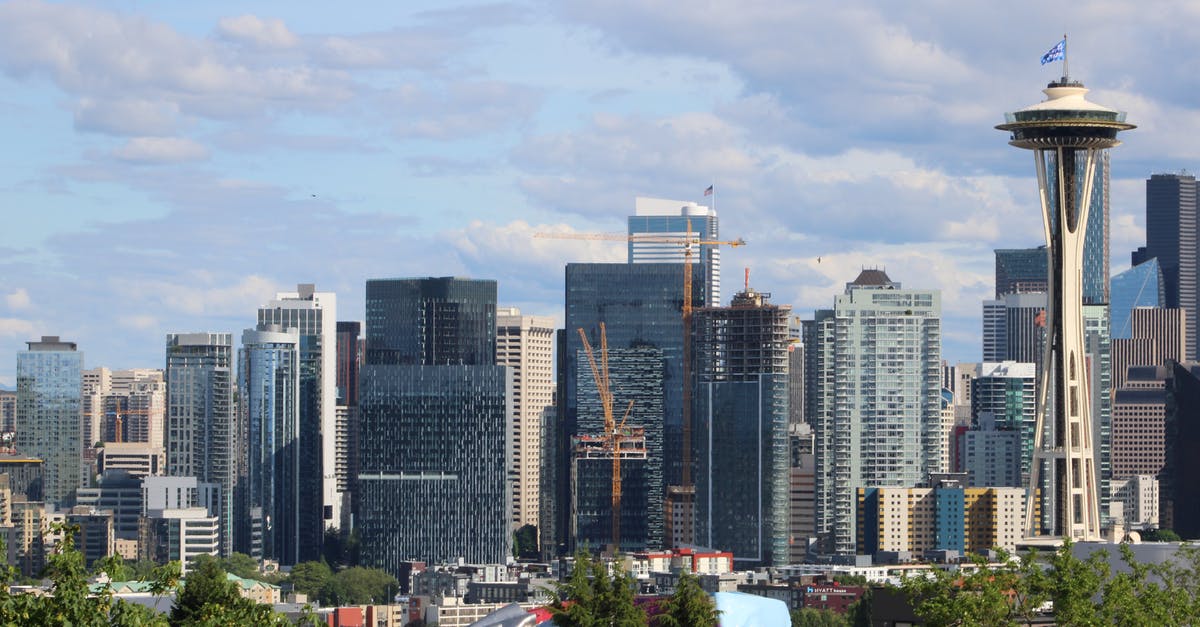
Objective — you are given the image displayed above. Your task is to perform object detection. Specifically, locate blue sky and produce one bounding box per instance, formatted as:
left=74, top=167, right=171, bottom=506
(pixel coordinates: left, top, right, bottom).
left=2, top=0, right=1199, bottom=385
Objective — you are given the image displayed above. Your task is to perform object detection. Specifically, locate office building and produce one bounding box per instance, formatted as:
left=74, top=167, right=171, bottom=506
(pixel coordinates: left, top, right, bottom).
left=571, top=431, right=651, bottom=552
left=963, top=417, right=1022, bottom=488
left=142, top=475, right=221, bottom=515
left=1112, top=382, right=1166, bottom=480
left=76, top=470, right=143, bottom=540
left=496, top=308, right=555, bottom=534
left=803, top=270, right=941, bottom=554
left=0, top=390, right=14, bottom=434
left=994, top=247, right=1048, bottom=297
left=82, top=369, right=166, bottom=450
left=1110, top=475, right=1158, bottom=528
left=0, top=455, right=43, bottom=501
left=1111, top=260, right=1165, bottom=340
left=1145, top=173, right=1199, bottom=359
left=967, top=362, right=1036, bottom=487
left=1112, top=308, right=1189, bottom=391
left=257, top=284, right=337, bottom=558
left=981, top=293, right=1046, bottom=365
left=358, top=277, right=511, bottom=571
left=788, top=425, right=816, bottom=565
left=66, top=506, right=114, bottom=568
left=691, top=286, right=790, bottom=566
left=165, top=332, right=235, bottom=555
left=1162, top=362, right=1200, bottom=536
left=15, top=336, right=82, bottom=507
left=97, top=443, right=165, bottom=479
left=1084, top=304, right=1113, bottom=516
left=628, top=196, right=721, bottom=306
left=573, top=345, right=663, bottom=551
left=238, top=325, right=301, bottom=565
left=334, top=321, right=360, bottom=529
left=139, top=507, right=220, bottom=573
left=558, top=262, right=706, bottom=552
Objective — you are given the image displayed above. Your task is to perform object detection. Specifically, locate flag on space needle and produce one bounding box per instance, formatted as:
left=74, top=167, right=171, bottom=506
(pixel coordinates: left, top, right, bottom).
left=1040, top=39, right=1065, bottom=65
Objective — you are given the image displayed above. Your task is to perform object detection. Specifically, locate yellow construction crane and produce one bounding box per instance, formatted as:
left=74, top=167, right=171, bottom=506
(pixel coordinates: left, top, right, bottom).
left=578, top=323, right=634, bottom=551
left=536, top=225, right=746, bottom=493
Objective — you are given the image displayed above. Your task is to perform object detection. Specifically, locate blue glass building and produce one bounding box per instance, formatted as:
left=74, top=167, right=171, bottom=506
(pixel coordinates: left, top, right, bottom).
left=1110, top=258, right=1165, bottom=340
left=692, top=288, right=790, bottom=567
left=558, top=263, right=705, bottom=553
left=358, top=278, right=510, bottom=571
left=238, top=325, right=300, bottom=565
left=15, top=336, right=82, bottom=507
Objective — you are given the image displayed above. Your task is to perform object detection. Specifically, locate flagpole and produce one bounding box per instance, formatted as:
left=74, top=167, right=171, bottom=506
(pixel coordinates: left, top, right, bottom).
left=1062, top=33, right=1069, bottom=81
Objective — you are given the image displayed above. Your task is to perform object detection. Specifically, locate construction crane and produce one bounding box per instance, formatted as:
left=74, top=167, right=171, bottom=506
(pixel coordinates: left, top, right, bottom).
left=577, top=323, right=635, bottom=551
left=536, top=225, right=747, bottom=494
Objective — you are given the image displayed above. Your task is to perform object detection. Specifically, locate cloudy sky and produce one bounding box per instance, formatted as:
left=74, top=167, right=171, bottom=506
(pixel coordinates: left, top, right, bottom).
left=0, top=0, right=1196, bottom=385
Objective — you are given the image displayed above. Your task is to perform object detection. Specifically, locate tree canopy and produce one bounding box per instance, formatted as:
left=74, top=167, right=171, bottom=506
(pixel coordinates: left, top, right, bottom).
left=549, top=552, right=646, bottom=627
left=901, top=540, right=1200, bottom=626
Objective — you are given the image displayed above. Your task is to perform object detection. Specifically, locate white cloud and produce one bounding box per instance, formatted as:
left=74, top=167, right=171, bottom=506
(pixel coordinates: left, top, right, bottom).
left=217, top=15, right=299, bottom=50
left=4, top=288, right=31, bottom=311
left=112, top=137, right=209, bottom=164
left=0, top=318, right=35, bottom=338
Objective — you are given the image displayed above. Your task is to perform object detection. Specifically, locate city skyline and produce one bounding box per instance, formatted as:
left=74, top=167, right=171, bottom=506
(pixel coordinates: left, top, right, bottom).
left=4, top=1, right=1200, bottom=384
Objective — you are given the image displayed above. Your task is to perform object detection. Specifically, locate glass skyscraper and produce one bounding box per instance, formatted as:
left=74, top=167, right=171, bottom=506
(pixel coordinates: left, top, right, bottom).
left=358, top=278, right=510, bottom=571
left=628, top=196, right=721, bottom=307
left=165, top=332, right=235, bottom=556
left=237, top=326, right=300, bottom=565
left=558, top=262, right=705, bottom=552
left=1110, top=259, right=1165, bottom=340
left=1145, top=173, right=1198, bottom=359
left=692, top=288, right=790, bottom=567
left=257, top=284, right=337, bottom=560
left=15, top=336, right=82, bottom=507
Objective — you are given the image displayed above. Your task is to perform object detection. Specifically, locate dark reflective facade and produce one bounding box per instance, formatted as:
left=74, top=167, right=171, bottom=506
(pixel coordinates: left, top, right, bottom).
left=692, top=292, right=790, bottom=566
left=558, top=263, right=705, bottom=553
left=358, top=277, right=510, bottom=573
left=237, top=327, right=299, bottom=565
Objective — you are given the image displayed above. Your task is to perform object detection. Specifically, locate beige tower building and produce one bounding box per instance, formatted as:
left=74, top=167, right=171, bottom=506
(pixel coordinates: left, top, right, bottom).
left=82, top=368, right=166, bottom=449
left=496, top=308, right=555, bottom=533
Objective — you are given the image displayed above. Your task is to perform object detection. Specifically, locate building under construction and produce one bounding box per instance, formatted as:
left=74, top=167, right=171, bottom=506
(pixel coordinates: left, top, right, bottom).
left=691, top=285, right=791, bottom=567
left=570, top=429, right=651, bottom=552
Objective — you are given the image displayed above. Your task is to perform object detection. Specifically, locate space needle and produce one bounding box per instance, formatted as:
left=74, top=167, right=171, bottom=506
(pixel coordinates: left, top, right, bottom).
left=996, top=39, right=1134, bottom=542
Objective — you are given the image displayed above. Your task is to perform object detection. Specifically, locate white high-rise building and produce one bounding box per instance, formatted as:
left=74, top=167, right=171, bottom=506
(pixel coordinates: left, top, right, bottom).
left=495, top=308, right=555, bottom=534
left=803, top=270, right=942, bottom=555
left=628, top=196, right=721, bottom=306
left=257, top=284, right=337, bottom=561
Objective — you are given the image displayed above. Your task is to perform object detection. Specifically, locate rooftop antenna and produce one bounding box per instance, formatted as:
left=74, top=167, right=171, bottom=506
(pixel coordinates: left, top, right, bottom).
left=744, top=267, right=750, bottom=292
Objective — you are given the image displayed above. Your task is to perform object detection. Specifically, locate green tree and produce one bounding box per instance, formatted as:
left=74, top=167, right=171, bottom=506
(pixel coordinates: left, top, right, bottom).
left=170, top=557, right=242, bottom=624
left=94, top=553, right=135, bottom=582
left=655, top=570, right=718, bottom=627
left=287, top=560, right=333, bottom=598
left=513, top=524, right=539, bottom=560
left=218, top=552, right=260, bottom=579
left=1143, top=528, right=1182, bottom=542
left=321, top=566, right=399, bottom=605
left=790, top=607, right=849, bottom=627
left=170, top=555, right=294, bottom=626
left=901, top=549, right=1044, bottom=626
left=549, top=552, right=646, bottom=627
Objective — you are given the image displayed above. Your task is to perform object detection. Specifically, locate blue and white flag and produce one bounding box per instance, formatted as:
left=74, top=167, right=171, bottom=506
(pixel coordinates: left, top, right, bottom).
left=1040, top=39, right=1065, bottom=65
